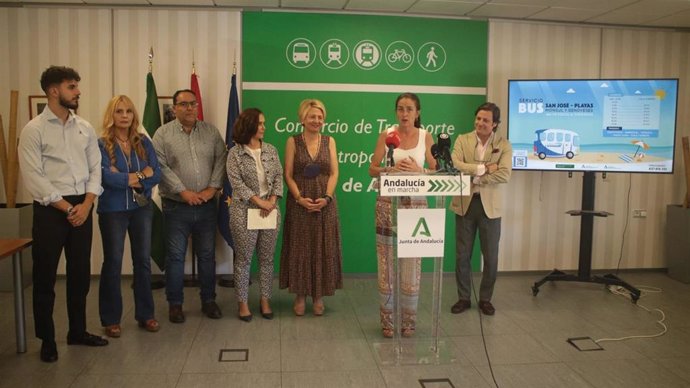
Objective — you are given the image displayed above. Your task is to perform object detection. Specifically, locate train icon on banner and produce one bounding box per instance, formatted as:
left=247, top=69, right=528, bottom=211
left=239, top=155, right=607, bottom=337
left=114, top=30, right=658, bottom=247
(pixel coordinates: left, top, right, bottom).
left=286, top=38, right=445, bottom=72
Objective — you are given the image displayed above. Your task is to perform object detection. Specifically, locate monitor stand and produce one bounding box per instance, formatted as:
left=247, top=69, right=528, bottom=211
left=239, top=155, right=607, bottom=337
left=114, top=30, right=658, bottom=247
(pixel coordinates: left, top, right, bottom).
left=531, top=171, right=641, bottom=303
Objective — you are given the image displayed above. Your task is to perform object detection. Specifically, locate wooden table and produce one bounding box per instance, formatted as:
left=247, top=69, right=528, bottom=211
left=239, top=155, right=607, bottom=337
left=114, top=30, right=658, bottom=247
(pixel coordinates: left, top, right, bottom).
left=0, top=238, right=32, bottom=353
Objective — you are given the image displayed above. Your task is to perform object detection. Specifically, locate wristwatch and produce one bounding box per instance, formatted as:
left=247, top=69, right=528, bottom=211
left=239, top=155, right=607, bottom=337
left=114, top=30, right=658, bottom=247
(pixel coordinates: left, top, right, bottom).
left=66, top=206, right=74, bottom=215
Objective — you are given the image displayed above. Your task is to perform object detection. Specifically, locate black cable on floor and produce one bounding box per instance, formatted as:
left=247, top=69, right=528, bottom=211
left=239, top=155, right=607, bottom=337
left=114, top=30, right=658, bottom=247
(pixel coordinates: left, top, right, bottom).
left=470, top=272, right=499, bottom=388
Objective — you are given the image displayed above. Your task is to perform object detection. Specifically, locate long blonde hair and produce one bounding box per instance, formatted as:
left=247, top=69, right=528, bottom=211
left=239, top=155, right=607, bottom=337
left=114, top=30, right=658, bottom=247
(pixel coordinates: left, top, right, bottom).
left=101, top=95, right=147, bottom=165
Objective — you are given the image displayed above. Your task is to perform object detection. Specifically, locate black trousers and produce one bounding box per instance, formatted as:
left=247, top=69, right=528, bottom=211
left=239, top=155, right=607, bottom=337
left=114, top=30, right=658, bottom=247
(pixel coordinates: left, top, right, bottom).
left=32, top=195, right=93, bottom=341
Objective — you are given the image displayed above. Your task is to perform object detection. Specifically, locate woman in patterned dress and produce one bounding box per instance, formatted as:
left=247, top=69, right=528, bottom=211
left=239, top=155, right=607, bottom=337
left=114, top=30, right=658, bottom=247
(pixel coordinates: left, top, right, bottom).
left=280, top=99, right=343, bottom=316
left=227, top=108, right=283, bottom=321
left=368, top=93, right=437, bottom=338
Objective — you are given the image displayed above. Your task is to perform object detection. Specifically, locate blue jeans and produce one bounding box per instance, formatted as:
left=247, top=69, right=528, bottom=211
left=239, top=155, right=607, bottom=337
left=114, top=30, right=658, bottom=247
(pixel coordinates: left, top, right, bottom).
left=98, top=204, right=154, bottom=326
left=162, top=199, right=217, bottom=305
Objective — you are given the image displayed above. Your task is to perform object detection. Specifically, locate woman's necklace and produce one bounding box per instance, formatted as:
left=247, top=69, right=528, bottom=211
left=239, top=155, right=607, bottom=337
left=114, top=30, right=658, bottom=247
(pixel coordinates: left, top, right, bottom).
left=302, top=132, right=321, bottom=160
left=115, top=135, right=131, bottom=167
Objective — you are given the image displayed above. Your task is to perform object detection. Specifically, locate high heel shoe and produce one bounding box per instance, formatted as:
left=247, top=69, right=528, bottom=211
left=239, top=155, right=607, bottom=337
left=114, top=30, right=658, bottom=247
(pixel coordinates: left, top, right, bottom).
left=259, top=299, right=274, bottom=320
left=238, top=302, right=253, bottom=322
left=293, top=296, right=305, bottom=316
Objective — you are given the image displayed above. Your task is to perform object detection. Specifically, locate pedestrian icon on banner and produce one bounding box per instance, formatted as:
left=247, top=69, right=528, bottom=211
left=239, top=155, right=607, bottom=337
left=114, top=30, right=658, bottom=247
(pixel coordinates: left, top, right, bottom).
left=418, top=42, right=446, bottom=72
left=320, top=39, right=350, bottom=69
left=425, top=47, right=437, bottom=68
left=286, top=38, right=317, bottom=69
left=354, top=40, right=382, bottom=70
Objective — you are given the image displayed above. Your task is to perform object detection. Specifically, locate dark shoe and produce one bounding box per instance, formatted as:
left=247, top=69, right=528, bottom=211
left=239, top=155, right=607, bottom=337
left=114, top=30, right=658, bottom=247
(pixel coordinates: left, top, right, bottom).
left=40, top=340, right=58, bottom=363
left=238, top=313, right=253, bottom=322
left=67, top=332, right=109, bottom=346
left=478, top=300, right=495, bottom=315
left=138, top=319, right=160, bottom=332
left=169, top=304, right=186, bottom=323
left=451, top=299, right=471, bottom=314
left=202, top=301, right=222, bottom=319
left=259, top=302, right=274, bottom=320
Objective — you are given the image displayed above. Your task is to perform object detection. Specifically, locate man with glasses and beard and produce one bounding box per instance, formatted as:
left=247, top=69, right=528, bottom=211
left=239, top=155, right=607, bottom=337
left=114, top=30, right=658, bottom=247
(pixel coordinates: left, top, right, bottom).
left=449, top=102, right=512, bottom=316
left=19, top=66, right=108, bottom=363
left=152, top=89, right=227, bottom=324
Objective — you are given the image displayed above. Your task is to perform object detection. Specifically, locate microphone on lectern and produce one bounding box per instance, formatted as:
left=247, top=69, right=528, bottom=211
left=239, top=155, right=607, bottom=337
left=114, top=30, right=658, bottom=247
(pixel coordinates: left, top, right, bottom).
left=431, top=143, right=442, bottom=171
left=384, top=131, right=400, bottom=168
left=437, top=133, right=456, bottom=172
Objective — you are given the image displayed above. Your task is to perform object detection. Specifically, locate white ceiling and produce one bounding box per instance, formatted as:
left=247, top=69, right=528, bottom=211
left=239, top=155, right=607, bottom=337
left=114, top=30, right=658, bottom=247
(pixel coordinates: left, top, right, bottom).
left=2, top=0, right=690, bottom=29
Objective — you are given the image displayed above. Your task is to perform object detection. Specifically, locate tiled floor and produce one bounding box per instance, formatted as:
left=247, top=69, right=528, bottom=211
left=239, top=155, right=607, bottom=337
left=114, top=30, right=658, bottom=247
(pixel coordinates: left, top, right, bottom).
left=1, top=271, right=689, bottom=388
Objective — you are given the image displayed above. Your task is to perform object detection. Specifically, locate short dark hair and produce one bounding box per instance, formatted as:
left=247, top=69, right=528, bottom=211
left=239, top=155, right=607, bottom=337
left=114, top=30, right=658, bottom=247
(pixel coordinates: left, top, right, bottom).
left=475, top=102, right=501, bottom=130
left=172, top=89, right=196, bottom=105
left=232, top=108, right=264, bottom=145
left=40, top=66, right=81, bottom=93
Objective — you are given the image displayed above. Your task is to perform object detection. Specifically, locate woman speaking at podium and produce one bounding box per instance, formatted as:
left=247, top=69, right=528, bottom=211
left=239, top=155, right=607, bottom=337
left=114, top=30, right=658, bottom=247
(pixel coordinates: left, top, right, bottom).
left=368, top=93, right=436, bottom=338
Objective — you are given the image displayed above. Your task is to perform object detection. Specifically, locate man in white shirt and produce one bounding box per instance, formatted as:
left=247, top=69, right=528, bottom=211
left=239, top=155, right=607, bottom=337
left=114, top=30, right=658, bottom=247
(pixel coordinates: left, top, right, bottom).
left=18, top=66, right=108, bottom=363
left=449, top=102, right=512, bottom=316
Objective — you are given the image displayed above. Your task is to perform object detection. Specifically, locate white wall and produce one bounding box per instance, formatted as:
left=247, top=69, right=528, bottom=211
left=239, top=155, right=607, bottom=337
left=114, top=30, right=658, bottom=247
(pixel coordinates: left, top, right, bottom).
left=489, top=20, right=690, bottom=271
left=1, top=7, right=689, bottom=273
left=0, top=7, right=241, bottom=274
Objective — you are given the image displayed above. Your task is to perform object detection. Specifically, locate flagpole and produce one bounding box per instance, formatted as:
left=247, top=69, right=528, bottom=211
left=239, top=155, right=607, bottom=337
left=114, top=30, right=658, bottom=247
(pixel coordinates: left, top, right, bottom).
left=146, top=46, right=166, bottom=290
left=217, top=51, right=241, bottom=288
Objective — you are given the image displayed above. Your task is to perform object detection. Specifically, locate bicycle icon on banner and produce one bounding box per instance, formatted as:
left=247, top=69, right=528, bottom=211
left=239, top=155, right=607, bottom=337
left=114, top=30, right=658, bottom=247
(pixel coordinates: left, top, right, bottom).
left=387, top=49, right=412, bottom=63
left=385, top=41, right=415, bottom=71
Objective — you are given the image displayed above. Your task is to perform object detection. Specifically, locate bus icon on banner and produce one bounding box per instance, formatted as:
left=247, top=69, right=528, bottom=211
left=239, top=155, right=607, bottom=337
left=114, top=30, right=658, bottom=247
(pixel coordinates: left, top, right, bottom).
left=286, top=38, right=316, bottom=69
left=293, top=43, right=310, bottom=63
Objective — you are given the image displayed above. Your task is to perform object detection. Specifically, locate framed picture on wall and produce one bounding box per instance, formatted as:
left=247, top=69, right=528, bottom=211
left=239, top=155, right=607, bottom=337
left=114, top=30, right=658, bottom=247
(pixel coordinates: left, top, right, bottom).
left=158, top=96, right=175, bottom=124
left=28, top=95, right=48, bottom=119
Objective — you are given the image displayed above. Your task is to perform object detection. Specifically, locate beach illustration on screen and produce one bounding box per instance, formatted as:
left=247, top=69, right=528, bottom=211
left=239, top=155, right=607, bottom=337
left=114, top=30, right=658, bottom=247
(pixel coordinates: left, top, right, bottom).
left=508, top=79, right=677, bottom=173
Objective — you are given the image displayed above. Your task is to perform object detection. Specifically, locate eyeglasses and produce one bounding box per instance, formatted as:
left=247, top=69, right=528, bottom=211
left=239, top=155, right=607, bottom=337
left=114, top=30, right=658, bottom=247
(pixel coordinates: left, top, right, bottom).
left=176, top=101, right=198, bottom=108
left=473, top=138, right=497, bottom=163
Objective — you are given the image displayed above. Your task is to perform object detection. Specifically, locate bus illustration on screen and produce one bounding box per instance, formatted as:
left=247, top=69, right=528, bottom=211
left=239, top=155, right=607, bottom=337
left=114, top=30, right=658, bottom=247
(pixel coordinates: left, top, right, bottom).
left=508, top=79, right=679, bottom=173
left=534, top=128, right=580, bottom=159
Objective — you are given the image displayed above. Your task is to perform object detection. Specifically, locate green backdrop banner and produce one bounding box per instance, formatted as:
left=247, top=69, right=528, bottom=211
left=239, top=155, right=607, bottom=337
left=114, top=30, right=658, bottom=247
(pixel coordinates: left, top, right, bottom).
left=241, top=11, right=488, bottom=273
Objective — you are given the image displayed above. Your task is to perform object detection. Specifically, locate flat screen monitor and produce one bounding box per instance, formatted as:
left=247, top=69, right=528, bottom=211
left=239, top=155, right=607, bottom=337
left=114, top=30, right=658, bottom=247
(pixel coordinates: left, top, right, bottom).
left=507, top=79, right=678, bottom=173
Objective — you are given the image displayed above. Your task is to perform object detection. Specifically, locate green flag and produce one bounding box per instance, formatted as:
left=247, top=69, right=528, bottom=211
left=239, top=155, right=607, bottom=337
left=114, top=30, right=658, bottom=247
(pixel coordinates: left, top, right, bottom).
left=142, top=72, right=165, bottom=271
left=143, top=72, right=162, bottom=137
